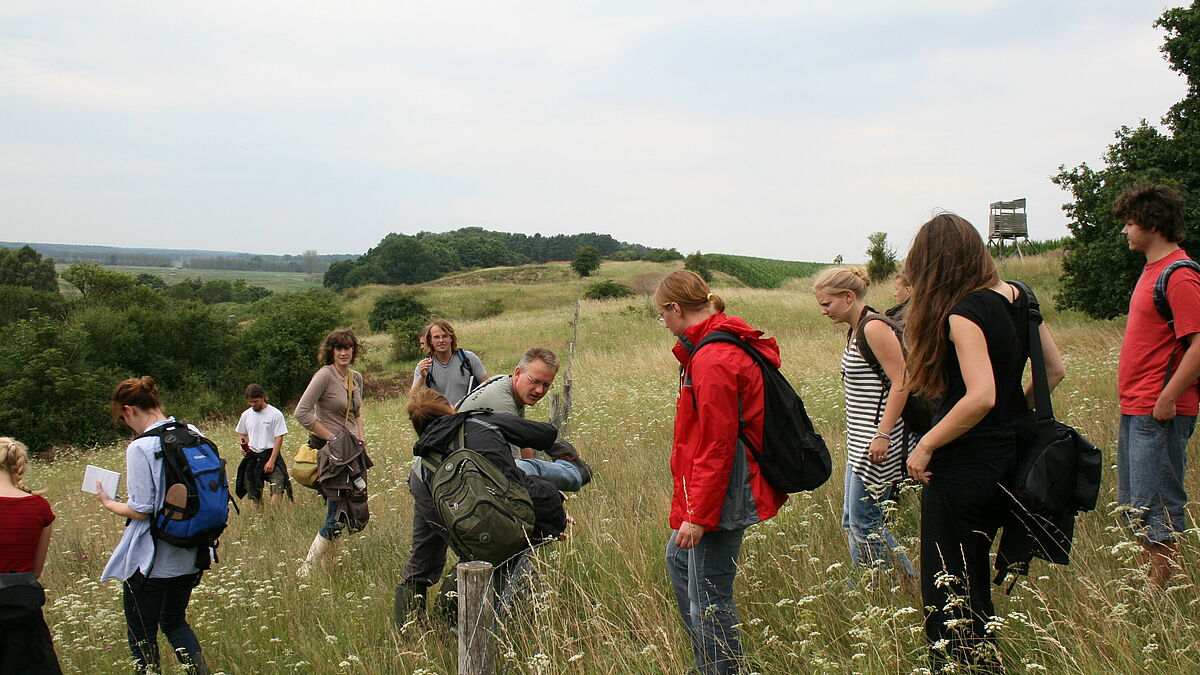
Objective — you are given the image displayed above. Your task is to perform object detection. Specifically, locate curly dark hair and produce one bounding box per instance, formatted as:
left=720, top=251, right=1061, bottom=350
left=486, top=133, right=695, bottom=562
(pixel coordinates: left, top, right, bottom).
left=318, top=328, right=363, bottom=365
left=1114, top=183, right=1186, bottom=243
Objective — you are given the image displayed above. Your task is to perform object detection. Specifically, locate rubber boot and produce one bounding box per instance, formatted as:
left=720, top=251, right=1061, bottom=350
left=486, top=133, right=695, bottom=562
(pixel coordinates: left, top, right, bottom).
left=394, top=580, right=430, bottom=628
left=296, top=534, right=331, bottom=578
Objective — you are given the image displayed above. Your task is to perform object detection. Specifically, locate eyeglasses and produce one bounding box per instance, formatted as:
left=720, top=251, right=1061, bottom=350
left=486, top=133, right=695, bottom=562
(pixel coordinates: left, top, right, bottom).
left=524, top=375, right=553, bottom=390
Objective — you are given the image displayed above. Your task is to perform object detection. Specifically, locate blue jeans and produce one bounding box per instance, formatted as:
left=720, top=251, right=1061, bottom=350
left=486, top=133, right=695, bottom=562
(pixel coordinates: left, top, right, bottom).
left=665, top=528, right=744, bottom=675
left=516, top=458, right=583, bottom=491
left=842, top=464, right=917, bottom=576
left=122, top=571, right=203, bottom=672
left=1118, top=413, right=1195, bottom=543
left=319, top=498, right=344, bottom=540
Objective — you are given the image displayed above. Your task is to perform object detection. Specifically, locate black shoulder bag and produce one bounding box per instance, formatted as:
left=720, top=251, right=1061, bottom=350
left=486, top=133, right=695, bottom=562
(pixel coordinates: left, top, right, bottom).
left=995, top=281, right=1103, bottom=589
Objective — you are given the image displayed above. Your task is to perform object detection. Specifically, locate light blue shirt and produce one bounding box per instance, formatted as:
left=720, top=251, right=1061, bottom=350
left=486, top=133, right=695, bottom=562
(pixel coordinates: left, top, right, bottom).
left=101, top=418, right=200, bottom=582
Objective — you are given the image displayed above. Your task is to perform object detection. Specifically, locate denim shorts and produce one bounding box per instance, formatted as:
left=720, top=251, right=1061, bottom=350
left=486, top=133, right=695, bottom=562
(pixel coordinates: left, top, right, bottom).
left=1117, top=413, right=1195, bottom=543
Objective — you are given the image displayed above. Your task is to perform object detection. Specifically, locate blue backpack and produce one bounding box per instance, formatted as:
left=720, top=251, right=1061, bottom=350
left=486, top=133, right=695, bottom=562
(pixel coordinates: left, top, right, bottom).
left=137, top=421, right=234, bottom=569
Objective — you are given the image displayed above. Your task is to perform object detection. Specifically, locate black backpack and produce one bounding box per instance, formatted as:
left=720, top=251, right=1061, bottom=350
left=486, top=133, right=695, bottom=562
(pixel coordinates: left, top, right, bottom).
left=136, top=422, right=235, bottom=570
left=420, top=419, right=537, bottom=565
left=693, top=330, right=832, bottom=493
left=1153, top=258, right=1200, bottom=386
left=853, top=311, right=938, bottom=435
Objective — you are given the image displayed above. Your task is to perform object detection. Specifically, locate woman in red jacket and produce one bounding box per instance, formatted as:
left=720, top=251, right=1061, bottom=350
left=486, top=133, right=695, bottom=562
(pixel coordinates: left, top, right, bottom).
left=656, top=270, right=788, bottom=675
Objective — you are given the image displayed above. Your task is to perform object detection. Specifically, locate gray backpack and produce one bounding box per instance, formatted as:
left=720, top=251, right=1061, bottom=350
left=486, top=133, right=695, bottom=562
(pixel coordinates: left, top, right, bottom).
left=421, top=422, right=536, bottom=564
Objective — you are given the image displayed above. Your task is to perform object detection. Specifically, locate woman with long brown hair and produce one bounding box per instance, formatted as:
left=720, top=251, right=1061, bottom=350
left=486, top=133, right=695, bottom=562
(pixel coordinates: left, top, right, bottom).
left=294, top=328, right=369, bottom=577
left=903, top=214, right=1064, bottom=671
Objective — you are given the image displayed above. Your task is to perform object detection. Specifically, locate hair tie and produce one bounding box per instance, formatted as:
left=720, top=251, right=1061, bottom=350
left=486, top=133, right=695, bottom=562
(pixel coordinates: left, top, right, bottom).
left=706, top=293, right=714, bottom=301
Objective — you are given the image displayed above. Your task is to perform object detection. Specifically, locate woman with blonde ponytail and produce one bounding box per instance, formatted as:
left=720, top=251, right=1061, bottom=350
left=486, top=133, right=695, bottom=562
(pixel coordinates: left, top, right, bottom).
left=813, top=267, right=918, bottom=588
left=656, top=270, right=787, bottom=675
left=0, top=436, right=63, bottom=673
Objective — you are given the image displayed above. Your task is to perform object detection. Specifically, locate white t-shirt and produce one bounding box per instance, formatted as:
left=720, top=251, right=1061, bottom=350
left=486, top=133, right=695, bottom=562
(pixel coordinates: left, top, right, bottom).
left=235, top=404, right=289, bottom=452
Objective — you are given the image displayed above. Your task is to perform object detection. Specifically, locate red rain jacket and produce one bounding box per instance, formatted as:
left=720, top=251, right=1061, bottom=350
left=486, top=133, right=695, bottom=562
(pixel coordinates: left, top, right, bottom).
left=669, top=312, right=788, bottom=531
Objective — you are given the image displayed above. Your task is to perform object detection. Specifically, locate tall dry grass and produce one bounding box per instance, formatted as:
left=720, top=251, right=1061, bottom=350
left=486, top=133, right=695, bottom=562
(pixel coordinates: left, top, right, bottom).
left=26, top=254, right=1200, bottom=674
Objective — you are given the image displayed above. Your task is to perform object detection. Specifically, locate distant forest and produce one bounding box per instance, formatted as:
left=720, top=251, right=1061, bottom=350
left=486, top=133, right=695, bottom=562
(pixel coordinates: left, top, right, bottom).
left=4, top=241, right=355, bottom=273
left=323, top=227, right=680, bottom=289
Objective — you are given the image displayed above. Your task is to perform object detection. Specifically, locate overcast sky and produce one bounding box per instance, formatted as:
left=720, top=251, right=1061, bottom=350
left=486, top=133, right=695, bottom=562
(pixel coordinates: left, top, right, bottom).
left=0, top=1, right=1189, bottom=262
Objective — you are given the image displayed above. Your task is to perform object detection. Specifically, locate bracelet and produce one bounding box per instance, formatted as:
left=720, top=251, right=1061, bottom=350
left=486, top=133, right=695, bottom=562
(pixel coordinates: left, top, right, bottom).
left=873, top=432, right=892, bottom=441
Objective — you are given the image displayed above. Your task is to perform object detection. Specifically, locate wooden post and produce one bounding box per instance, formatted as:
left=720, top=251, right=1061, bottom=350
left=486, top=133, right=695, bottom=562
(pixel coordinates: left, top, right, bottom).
left=457, top=561, right=496, bottom=675
left=549, top=392, right=562, bottom=430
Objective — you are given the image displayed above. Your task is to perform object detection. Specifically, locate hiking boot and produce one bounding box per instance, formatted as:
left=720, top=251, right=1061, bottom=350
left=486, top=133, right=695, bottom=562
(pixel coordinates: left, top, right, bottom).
left=296, top=534, right=331, bottom=578
left=394, top=581, right=430, bottom=628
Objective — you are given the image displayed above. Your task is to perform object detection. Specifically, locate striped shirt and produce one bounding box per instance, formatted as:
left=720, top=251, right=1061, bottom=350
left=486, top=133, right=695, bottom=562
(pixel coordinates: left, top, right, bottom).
left=841, top=338, right=905, bottom=487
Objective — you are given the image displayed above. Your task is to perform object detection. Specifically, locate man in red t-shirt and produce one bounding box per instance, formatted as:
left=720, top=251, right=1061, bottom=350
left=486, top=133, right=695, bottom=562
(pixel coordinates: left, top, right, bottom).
left=1115, top=183, right=1200, bottom=587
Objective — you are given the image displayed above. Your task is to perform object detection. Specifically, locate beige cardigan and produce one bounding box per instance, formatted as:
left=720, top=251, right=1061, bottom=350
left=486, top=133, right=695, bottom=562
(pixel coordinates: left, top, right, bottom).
left=295, top=365, right=363, bottom=436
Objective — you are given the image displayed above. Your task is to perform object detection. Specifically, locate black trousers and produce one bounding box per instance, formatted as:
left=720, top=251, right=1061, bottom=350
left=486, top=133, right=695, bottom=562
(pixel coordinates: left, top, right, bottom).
left=123, top=571, right=203, bottom=672
left=920, top=455, right=1012, bottom=672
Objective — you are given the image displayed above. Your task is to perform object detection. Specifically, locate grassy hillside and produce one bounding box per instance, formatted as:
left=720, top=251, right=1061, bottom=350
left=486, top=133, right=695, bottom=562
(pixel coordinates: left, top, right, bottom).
left=340, top=260, right=745, bottom=334
left=54, top=264, right=323, bottom=293
left=29, top=253, right=1198, bottom=674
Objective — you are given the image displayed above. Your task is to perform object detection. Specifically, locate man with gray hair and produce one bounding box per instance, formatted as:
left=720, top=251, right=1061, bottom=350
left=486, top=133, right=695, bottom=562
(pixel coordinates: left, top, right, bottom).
left=457, top=347, right=591, bottom=491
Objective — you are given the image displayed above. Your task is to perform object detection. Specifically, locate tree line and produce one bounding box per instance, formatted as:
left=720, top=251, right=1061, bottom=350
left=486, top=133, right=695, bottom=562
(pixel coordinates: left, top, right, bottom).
left=323, top=227, right=681, bottom=290
left=0, top=247, right=342, bottom=450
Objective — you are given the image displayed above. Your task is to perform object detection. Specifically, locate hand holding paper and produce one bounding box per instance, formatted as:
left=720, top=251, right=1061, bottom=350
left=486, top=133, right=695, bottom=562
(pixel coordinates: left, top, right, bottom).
left=82, top=465, right=120, bottom=498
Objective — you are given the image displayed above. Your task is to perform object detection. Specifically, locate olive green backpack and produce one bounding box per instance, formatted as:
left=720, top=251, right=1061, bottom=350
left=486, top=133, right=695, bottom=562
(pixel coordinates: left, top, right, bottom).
left=421, top=423, right=536, bottom=565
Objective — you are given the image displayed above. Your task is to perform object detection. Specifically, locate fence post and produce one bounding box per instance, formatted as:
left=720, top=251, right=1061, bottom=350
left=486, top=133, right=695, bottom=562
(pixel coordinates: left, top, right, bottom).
left=457, top=561, right=496, bottom=675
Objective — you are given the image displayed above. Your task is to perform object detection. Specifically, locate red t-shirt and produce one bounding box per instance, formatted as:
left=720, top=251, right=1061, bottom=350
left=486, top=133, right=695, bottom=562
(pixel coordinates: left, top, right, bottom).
left=1119, top=249, right=1200, bottom=415
left=0, top=493, right=55, bottom=573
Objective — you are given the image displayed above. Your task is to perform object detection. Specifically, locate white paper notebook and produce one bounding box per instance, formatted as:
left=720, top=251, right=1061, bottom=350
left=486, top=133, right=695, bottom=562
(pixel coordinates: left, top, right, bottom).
left=82, top=465, right=120, bottom=497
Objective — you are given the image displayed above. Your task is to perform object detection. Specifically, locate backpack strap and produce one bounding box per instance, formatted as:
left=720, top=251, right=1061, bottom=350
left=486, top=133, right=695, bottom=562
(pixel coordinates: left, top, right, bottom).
left=1153, top=259, right=1200, bottom=388
left=1009, top=280, right=1051, bottom=421
left=1153, top=259, right=1200, bottom=332
left=457, top=350, right=479, bottom=393
left=692, top=330, right=770, bottom=463
left=853, top=307, right=905, bottom=386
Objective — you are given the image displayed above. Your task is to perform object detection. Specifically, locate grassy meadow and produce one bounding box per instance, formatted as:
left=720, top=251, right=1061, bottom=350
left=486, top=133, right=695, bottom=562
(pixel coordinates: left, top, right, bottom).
left=28, top=253, right=1200, bottom=674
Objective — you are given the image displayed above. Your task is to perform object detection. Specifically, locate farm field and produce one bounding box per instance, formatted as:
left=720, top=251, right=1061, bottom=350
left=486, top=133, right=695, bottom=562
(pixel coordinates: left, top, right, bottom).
left=54, top=264, right=324, bottom=293
left=29, top=253, right=1200, bottom=674
left=706, top=254, right=825, bottom=288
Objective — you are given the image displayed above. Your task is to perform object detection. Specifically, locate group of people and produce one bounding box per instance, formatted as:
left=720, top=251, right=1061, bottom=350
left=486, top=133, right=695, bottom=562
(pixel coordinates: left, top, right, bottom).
left=661, top=183, right=1199, bottom=674
left=0, top=183, right=1196, bottom=674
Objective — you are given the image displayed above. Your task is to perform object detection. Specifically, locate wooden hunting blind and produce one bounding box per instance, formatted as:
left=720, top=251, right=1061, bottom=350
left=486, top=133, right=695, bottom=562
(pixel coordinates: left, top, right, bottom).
left=988, top=198, right=1028, bottom=258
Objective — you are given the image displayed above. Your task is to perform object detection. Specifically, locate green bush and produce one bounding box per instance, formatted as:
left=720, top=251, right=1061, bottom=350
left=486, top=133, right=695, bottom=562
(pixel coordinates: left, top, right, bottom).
left=583, top=280, right=636, bottom=300
left=571, top=246, right=601, bottom=277
left=237, top=290, right=344, bottom=405
left=390, top=315, right=429, bottom=363
left=865, top=232, right=898, bottom=282
left=684, top=251, right=713, bottom=282
left=644, top=248, right=682, bottom=263
left=0, top=315, right=121, bottom=450
left=0, top=285, right=68, bottom=328
left=470, top=298, right=505, bottom=320
left=0, top=246, right=57, bottom=293
left=368, top=290, right=431, bottom=332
